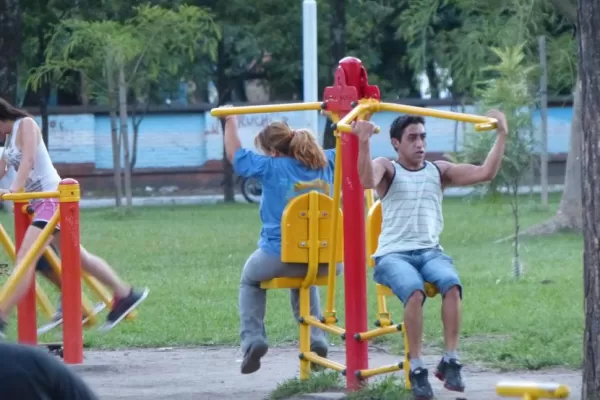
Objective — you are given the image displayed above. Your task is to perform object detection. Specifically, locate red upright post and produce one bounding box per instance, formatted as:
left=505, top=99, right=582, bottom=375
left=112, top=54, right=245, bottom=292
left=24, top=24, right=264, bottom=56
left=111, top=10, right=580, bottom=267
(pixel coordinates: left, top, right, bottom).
left=59, top=178, right=83, bottom=364
left=322, top=57, right=380, bottom=390
left=15, top=202, right=37, bottom=345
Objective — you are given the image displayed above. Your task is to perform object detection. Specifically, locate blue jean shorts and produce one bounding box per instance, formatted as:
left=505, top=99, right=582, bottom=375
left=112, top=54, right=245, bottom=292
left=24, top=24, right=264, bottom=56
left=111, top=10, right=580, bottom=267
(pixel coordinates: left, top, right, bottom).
left=373, top=247, right=462, bottom=305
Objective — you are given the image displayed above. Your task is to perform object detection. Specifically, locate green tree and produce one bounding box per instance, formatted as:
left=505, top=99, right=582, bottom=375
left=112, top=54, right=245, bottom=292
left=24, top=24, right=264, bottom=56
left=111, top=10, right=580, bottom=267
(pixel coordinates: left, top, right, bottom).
left=28, top=4, right=220, bottom=210
left=449, top=45, right=537, bottom=277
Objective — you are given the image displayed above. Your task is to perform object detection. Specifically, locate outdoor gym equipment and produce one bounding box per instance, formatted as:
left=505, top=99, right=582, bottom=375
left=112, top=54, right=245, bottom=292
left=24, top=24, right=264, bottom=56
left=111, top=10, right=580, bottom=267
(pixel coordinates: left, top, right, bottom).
left=0, top=179, right=83, bottom=363
left=496, top=381, right=570, bottom=399
left=210, top=56, right=498, bottom=390
left=0, top=178, right=135, bottom=364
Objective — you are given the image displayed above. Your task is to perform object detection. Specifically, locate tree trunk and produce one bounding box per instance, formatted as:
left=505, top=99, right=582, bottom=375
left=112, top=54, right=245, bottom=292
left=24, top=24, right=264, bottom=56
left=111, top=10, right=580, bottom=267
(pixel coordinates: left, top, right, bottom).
left=0, top=0, right=21, bottom=103
left=38, top=29, right=50, bottom=146
left=118, top=65, right=133, bottom=210
left=322, top=0, right=346, bottom=150
left=579, top=0, right=600, bottom=396
left=107, top=66, right=122, bottom=208
left=555, top=79, right=582, bottom=229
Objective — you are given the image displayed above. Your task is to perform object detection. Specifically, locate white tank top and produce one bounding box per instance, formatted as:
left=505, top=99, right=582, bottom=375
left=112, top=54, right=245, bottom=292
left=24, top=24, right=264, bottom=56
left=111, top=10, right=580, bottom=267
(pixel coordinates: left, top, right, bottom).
left=3, top=118, right=61, bottom=192
left=372, top=160, right=444, bottom=257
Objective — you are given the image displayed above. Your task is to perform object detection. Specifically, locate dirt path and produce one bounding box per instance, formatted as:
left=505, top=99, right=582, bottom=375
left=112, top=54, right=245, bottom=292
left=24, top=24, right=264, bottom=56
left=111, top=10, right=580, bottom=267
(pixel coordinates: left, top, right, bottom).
left=72, top=346, right=581, bottom=400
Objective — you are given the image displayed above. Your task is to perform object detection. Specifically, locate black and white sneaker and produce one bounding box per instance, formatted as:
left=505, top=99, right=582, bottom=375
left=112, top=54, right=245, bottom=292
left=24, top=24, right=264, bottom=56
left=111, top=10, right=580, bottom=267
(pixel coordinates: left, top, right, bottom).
left=409, top=367, right=434, bottom=400
left=99, top=287, right=149, bottom=333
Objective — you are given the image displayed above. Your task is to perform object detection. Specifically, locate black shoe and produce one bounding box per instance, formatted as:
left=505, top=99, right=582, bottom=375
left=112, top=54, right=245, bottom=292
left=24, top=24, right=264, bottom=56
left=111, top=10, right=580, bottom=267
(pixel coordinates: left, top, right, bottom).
left=409, top=367, right=434, bottom=400
left=100, top=287, right=149, bottom=332
left=0, top=319, right=6, bottom=339
left=310, top=341, right=328, bottom=371
left=435, top=358, right=465, bottom=392
left=241, top=340, right=269, bottom=374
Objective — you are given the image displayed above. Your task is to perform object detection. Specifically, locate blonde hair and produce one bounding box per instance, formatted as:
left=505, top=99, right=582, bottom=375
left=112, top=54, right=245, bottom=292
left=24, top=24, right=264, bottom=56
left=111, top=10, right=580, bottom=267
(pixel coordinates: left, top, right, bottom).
left=254, top=121, right=327, bottom=169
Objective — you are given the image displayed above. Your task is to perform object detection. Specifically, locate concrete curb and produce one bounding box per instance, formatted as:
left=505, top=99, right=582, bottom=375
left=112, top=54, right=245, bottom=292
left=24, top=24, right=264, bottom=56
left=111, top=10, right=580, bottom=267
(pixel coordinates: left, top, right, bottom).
left=288, top=393, right=346, bottom=400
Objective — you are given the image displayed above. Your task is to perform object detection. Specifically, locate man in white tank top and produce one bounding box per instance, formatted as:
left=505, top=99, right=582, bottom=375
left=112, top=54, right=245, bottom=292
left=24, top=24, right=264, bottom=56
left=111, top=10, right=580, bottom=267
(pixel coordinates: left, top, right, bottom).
left=352, top=111, right=508, bottom=400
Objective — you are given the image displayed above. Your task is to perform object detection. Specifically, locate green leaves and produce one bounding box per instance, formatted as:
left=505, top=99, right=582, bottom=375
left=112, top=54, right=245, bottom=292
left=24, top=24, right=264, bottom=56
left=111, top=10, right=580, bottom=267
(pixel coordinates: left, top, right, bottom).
left=27, top=4, right=220, bottom=105
left=452, top=44, right=538, bottom=196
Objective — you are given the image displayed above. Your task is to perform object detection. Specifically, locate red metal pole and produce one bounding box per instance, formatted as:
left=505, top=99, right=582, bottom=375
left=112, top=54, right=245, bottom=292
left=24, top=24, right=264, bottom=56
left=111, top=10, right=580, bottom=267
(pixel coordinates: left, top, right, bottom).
left=15, top=202, right=37, bottom=345
left=337, top=57, right=369, bottom=390
left=59, top=178, right=83, bottom=364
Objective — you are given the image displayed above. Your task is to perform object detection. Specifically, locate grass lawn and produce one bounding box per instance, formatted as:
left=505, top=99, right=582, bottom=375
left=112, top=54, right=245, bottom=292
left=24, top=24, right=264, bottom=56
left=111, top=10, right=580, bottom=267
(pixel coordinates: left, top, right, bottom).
left=0, top=193, right=583, bottom=370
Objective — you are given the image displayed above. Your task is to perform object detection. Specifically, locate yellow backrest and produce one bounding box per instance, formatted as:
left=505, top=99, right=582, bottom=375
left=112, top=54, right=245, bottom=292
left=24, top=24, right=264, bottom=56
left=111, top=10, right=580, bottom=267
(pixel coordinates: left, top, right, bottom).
left=366, top=200, right=382, bottom=268
left=281, top=191, right=344, bottom=264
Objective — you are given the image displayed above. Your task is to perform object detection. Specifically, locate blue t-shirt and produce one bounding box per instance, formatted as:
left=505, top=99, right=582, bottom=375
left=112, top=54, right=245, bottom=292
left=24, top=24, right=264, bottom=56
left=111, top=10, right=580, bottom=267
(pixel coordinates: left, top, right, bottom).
left=233, top=147, right=337, bottom=256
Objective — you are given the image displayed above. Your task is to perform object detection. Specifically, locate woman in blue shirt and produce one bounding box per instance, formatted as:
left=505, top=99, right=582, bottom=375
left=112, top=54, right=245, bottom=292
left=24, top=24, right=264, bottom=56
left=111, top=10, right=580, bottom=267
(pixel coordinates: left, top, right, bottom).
left=220, top=110, right=340, bottom=375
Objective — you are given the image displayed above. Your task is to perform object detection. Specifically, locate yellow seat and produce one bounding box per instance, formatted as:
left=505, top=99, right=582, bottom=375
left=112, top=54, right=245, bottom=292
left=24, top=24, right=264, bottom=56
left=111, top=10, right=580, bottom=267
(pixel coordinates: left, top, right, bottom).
left=355, top=200, right=440, bottom=385
left=260, top=190, right=346, bottom=379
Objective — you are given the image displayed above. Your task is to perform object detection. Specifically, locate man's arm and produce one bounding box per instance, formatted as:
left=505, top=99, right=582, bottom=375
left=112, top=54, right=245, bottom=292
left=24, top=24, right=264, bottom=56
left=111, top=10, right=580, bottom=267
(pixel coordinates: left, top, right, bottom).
left=358, top=140, right=387, bottom=189
left=354, top=120, right=389, bottom=189
left=435, top=109, right=508, bottom=187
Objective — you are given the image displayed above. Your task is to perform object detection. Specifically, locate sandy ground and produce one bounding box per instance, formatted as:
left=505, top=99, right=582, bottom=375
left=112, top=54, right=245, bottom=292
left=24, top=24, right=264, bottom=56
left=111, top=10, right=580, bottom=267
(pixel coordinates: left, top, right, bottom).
left=71, top=345, right=582, bottom=400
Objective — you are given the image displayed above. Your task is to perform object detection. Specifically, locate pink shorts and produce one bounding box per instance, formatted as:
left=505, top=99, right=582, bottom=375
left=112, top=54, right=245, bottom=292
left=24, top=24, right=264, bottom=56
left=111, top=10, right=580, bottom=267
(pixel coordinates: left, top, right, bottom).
left=30, top=198, right=60, bottom=231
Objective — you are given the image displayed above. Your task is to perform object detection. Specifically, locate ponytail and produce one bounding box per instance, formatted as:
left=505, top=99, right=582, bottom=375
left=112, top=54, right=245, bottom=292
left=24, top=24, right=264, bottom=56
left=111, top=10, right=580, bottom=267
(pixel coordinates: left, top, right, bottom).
left=255, top=121, right=328, bottom=170
left=288, top=129, right=328, bottom=169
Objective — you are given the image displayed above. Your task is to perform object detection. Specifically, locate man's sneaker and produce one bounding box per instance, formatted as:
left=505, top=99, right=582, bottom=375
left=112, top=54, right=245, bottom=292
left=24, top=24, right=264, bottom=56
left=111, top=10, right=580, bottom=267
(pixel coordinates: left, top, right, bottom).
left=0, top=319, right=6, bottom=339
left=310, top=341, right=328, bottom=371
left=435, top=358, right=465, bottom=392
left=99, top=287, right=149, bottom=333
left=409, top=367, right=434, bottom=400
left=241, top=340, right=269, bottom=374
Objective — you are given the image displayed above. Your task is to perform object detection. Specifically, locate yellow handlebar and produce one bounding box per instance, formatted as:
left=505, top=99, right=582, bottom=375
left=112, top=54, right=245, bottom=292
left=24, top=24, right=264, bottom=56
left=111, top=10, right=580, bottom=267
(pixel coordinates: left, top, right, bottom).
left=209, top=102, right=323, bottom=117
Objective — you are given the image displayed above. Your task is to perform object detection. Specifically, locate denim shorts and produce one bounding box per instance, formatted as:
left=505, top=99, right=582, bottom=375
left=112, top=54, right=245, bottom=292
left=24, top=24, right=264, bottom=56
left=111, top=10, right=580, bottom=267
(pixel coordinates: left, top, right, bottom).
left=373, top=247, right=462, bottom=305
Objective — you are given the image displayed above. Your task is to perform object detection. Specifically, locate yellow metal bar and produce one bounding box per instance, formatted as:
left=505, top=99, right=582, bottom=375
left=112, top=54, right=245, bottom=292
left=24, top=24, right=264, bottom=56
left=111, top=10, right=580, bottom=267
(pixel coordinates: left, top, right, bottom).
left=356, top=362, right=402, bottom=379
left=335, top=104, right=378, bottom=133
left=300, top=191, right=320, bottom=380
left=0, top=211, right=59, bottom=305
left=403, top=320, right=411, bottom=389
left=42, top=246, right=98, bottom=325
left=365, top=189, right=375, bottom=210
left=496, top=381, right=570, bottom=399
left=302, top=191, right=320, bottom=289
left=0, top=224, right=16, bottom=259
left=304, top=316, right=345, bottom=336
left=325, top=120, right=342, bottom=322
left=299, top=287, right=312, bottom=380
left=0, top=224, right=57, bottom=320
left=355, top=324, right=402, bottom=341
left=302, top=351, right=346, bottom=372
left=1, top=191, right=60, bottom=201
left=377, top=102, right=497, bottom=132
left=210, top=102, right=323, bottom=117
left=376, top=294, right=391, bottom=327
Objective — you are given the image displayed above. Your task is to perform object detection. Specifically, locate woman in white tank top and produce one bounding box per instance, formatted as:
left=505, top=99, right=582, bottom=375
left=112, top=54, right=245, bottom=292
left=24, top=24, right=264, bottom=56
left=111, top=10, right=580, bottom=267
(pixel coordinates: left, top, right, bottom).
left=0, top=97, right=149, bottom=336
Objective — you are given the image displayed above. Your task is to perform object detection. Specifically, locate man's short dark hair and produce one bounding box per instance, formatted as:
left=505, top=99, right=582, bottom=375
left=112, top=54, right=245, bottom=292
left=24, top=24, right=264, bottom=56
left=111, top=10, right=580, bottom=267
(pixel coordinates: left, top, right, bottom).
left=389, top=115, right=425, bottom=142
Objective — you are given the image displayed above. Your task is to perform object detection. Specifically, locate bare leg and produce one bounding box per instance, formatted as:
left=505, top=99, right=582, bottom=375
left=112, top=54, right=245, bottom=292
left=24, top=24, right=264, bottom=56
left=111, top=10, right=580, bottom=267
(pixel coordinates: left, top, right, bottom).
left=0, top=226, right=53, bottom=320
left=441, top=285, right=461, bottom=352
left=404, top=290, right=425, bottom=360
left=51, top=234, right=130, bottom=298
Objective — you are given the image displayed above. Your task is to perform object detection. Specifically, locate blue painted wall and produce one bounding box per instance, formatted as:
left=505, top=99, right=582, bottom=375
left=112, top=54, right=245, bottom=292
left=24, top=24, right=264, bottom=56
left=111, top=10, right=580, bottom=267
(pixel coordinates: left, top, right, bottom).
left=42, top=106, right=573, bottom=170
